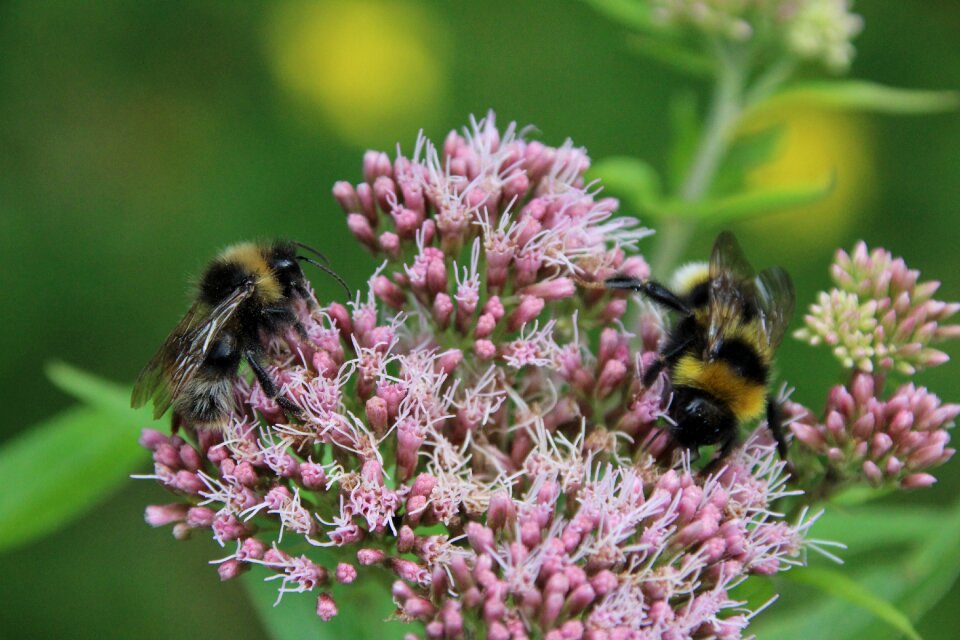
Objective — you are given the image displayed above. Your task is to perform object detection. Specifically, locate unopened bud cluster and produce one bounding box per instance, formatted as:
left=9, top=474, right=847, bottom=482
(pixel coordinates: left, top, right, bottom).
left=795, top=241, right=960, bottom=375
left=651, top=0, right=862, bottom=71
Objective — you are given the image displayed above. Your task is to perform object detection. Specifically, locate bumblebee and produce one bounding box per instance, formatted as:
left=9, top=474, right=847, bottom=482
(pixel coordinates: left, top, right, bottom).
left=606, top=232, right=795, bottom=462
left=131, top=240, right=349, bottom=430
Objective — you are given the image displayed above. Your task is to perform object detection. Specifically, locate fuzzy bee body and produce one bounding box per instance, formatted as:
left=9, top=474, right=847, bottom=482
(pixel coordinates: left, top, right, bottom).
left=607, top=232, right=795, bottom=461
left=131, top=240, right=347, bottom=430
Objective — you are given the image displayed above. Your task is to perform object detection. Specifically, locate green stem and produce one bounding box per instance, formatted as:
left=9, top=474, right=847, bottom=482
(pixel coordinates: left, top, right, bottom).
left=651, top=44, right=747, bottom=276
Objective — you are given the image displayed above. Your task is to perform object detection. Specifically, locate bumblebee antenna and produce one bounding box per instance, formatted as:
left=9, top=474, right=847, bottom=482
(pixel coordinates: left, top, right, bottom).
left=292, top=241, right=331, bottom=266
left=297, top=256, right=352, bottom=299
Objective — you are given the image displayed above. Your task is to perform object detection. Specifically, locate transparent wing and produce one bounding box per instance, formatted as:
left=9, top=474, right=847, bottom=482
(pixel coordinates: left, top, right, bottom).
left=707, top=232, right=755, bottom=354
left=130, top=283, right=253, bottom=418
left=754, top=266, right=795, bottom=350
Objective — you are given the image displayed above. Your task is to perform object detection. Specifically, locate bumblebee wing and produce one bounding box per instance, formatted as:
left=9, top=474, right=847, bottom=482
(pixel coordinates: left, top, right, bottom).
left=706, top=232, right=754, bottom=352
left=709, top=231, right=754, bottom=283
left=131, top=300, right=206, bottom=418
left=131, top=283, right=253, bottom=419
left=754, top=266, right=796, bottom=350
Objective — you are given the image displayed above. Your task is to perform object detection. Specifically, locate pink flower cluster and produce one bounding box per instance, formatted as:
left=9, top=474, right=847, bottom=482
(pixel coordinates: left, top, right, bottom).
left=138, top=113, right=820, bottom=639
left=789, top=372, right=957, bottom=488
left=795, top=241, right=960, bottom=375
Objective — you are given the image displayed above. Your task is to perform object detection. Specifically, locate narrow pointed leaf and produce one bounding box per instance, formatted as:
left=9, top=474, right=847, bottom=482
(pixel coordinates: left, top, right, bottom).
left=626, top=34, right=713, bottom=77
left=590, top=156, right=662, bottom=214
left=810, top=505, right=944, bottom=553
left=582, top=0, right=658, bottom=33
left=758, top=81, right=960, bottom=115
left=46, top=361, right=138, bottom=420
left=0, top=406, right=148, bottom=553
left=653, top=175, right=834, bottom=223
left=785, top=568, right=921, bottom=640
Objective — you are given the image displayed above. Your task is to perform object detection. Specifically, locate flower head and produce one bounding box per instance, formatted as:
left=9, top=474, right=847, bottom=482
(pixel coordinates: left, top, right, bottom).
left=789, top=372, right=957, bottom=488
left=651, top=0, right=863, bottom=71
left=795, top=241, right=960, bottom=374
left=139, top=112, right=823, bottom=638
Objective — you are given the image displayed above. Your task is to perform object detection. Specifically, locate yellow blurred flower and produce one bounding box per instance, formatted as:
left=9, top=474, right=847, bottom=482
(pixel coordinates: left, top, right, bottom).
left=266, top=1, right=447, bottom=147
left=738, top=102, right=875, bottom=252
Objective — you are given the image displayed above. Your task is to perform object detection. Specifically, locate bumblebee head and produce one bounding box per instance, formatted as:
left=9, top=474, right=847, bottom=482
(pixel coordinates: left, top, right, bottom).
left=267, top=243, right=308, bottom=299
left=272, top=240, right=352, bottom=301
left=668, top=387, right=737, bottom=449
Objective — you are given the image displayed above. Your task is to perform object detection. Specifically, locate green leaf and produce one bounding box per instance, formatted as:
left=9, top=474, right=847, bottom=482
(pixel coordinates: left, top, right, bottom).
left=811, top=506, right=946, bottom=554
left=753, top=498, right=960, bottom=640
left=0, top=406, right=148, bottom=553
left=758, top=81, right=960, bottom=115
left=625, top=34, right=713, bottom=77
left=243, top=569, right=408, bottom=640
left=714, top=124, right=783, bottom=193
left=652, top=174, right=834, bottom=224
left=729, top=575, right=778, bottom=612
left=46, top=361, right=137, bottom=420
left=828, top=483, right=897, bottom=508
left=581, top=0, right=658, bottom=33
left=590, top=156, right=662, bottom=215
left=896, top=499, right=960, bottom=623
left=785, top=568, right=922, bottom=640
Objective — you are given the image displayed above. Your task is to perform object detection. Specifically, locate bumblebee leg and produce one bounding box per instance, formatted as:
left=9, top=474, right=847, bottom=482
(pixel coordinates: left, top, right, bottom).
left=245, top=351, right=302, bottom=417
left=702, top=432, right=738, bottom=476
left=605, top=277, right=691, bottom=316
left=644, top=333, right=695, bottom=387
left=766, top=396, right=789, bottom=460
left=641, top=358, right=665, bottom=388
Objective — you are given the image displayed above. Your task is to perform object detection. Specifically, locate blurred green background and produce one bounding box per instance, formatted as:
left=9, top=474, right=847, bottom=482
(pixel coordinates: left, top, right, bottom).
left=0, top=1, right=958, bottom=638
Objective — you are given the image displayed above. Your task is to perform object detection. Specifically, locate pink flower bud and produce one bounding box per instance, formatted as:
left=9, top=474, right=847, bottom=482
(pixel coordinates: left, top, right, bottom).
left=332, top=180, right=359, bottom=213
left=357, top=548, right=386, bottom=565
left=316, top=592, right=338, bottom=621
left=300, top=462, right=328, bottom=491
left=379, top=231, right=401, bottom=258
left=139, top=428, right=170, bottom=451
left=178, top=445, right=202, bottom=471
left=438, top=349, right=463, bottom=374
left=217, top=559, right=246, bottom=581
left=862, top=460, right=883, bottom=485
left=565, top=583, right=596, bottom=615
left=335, top=562, right=357, bottom=584
left=433, top=293, right=454, bottom=328
left=486, top=492, right=517, bottom=531
left=373, top=276, right=407, bottom=309
left=426, top=258, right=448, bottom=295
left=596, top=359, right=627, bottom=398
left=475, top=339, right=497, bottom=360
left=483, top=296, right=505, bottom=320
left=238, top=537, right=266, bottom=561
left=508, top=296, right=545, bottom=331
left=326, top=303, right=352, bottom=335
left=186, top=506, right=216, bottom=528
left=174, top=470, right=205, bottom=495
left=171, top=522, right=192, bottom=541
left=365, top=396, right=389, bottom=435
left=347, top=213, right=377, bottom=249
left=466, top=522, right=495, bottom=553
left=144, top=504, right=188, bottom=527
left=901, top=473, right=937, bottom=489
left=521, top=278, right=576, bottom=301
left=475, top=313, right=497, bottom=339
left=404, top=597, right=436, bottom=621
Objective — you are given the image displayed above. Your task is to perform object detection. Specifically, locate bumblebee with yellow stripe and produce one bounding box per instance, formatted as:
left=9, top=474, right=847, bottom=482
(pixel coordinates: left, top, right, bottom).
left=131, top=240, right=349, bottom=430
left=607, top=232, right=795, bottom=462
